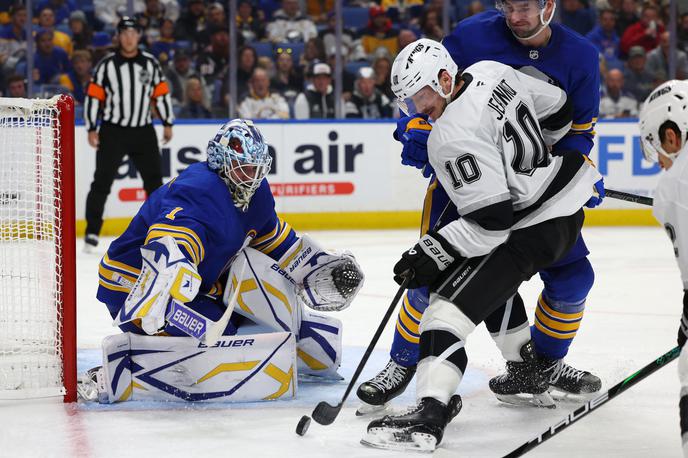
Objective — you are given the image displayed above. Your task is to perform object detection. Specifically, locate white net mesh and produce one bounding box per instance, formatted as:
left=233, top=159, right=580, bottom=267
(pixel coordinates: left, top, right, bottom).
left=0, top=97, right=65, bottom=398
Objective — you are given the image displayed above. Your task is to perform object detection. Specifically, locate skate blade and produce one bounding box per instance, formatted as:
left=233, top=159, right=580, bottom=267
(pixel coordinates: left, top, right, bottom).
left=361, top=428, right=437, bottom=453
left=355, top=402, right=391, bottom=417
left=495, top=392, right=556, bottom=409
left=549, top=388, right=597, bottom=403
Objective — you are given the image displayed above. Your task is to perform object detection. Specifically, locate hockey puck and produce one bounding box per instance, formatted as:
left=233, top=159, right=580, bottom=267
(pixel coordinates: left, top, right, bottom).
left=296, top=415, right=311, bottom=436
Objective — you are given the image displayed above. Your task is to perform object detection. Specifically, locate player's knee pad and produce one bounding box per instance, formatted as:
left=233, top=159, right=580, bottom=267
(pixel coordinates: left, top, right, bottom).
left=99, top=331, right=297, bottom=403
left=416, top=296, right=472, bottom=404
left=487, top=294, right=531, bottom=362
left=540, top=256, right=594, bottom=303
left=297, top=309, right=343, bottom=379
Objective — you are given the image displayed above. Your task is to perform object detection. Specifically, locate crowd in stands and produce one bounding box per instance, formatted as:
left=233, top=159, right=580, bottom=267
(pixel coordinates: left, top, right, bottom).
left=0, top=0, right=687, bottom=119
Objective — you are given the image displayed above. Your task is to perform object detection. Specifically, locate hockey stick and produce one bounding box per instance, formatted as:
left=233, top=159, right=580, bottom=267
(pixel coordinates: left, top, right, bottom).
left=605, top=189, right=654, bottom=206
left=503, top=345, right=681, bottom=458
left=310, top=272, right=413, bottom=426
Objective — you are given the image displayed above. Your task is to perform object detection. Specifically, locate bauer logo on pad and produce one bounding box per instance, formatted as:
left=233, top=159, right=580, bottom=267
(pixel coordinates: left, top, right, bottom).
left=167, top=300, right=206, bottom=340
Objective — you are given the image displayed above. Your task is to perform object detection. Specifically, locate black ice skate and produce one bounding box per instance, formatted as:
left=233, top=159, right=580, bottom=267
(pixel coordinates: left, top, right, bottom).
left=540, top=358, right=602, bottom=397
left=488, top=341, right=555, bottom=408
left=361, top=395, right=462, bottom=452
left=356, top=359, right=416, bottom=416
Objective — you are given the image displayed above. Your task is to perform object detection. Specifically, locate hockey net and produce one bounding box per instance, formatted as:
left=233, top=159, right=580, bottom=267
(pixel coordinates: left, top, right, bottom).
left=0, top=95, right=76, bottom=402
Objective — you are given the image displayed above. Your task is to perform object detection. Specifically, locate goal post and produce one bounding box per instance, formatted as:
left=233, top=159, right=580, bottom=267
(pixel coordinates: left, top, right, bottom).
left=0, top=94, right=77, bottom=402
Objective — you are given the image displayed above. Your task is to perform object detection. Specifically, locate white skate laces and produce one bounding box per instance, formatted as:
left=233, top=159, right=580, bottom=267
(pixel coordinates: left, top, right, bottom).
left=368, top=361, right=411, bottom=391
left=543, top=359, right=586, bottom=384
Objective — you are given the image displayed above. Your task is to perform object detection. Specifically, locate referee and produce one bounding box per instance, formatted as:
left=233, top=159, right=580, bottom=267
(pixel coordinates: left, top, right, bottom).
left=83, top=16, right=174, bottom=252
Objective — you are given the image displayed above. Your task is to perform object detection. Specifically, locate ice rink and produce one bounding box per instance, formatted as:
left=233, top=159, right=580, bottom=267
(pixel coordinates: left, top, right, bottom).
left=0, top=225, right=683, bottom=457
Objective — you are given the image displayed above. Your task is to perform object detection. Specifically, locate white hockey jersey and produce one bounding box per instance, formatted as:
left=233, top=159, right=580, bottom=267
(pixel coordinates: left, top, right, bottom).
left=653, top=148, right=688, bottom=289
left=428, top=60, right=601, bottom=257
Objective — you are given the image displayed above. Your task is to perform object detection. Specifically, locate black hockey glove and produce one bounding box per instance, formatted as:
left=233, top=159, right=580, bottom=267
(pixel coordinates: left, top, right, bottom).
left=393, top=231, right=461, bottom=289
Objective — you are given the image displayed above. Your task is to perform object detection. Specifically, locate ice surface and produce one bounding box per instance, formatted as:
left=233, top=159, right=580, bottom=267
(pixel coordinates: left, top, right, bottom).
left=0, top=227, right=682, bottom=457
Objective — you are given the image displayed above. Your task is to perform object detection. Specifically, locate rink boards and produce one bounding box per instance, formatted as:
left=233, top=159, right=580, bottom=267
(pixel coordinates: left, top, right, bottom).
left=72, top=119, right=657, bottom=235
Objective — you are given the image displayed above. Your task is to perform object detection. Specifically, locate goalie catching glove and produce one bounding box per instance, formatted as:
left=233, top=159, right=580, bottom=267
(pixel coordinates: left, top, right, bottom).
left=115, top=236, right=202, bottom=335
left=394, top=231, right=461, bottom=289
left=281, top=234, right=365, bottom=312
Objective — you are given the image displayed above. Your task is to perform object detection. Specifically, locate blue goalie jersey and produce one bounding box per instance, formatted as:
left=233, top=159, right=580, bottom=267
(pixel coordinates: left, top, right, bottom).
left=97, top=162, right=298, bottom=311
left=443, top=10, right=600, bottom=156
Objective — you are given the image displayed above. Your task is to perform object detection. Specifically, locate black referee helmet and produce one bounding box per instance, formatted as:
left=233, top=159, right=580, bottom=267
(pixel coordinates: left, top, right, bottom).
left=117, top=16, right=141, bottom=32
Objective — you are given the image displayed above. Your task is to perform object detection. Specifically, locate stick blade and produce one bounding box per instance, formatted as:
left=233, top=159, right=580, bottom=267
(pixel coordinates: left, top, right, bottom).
left=312, top=401, right=341, bottom=425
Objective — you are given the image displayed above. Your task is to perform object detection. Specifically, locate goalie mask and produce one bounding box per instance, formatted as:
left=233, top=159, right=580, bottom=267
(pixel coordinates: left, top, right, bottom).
left=207, top=119, right=272, bottom=211
left=639, top=80, right=688, bottom=164
left=391, top=39, right=458, bottom=117
left=495, top=0, right=556, bottom=41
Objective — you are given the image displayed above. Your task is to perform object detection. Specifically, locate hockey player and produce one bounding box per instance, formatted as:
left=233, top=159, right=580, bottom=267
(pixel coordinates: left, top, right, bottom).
left=358, top=0, right=602, bottom=411
left=88, top=119, right=364, bottom=402
left=638, top=80, right=688, bottom=457
left=361, top=39, right=600, bottom=451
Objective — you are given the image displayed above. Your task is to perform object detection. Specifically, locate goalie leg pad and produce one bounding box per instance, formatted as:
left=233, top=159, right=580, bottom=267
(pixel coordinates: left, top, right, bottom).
left=297, top=308, right=343, bottom=379
left=100, top=331, right=297, bottom=403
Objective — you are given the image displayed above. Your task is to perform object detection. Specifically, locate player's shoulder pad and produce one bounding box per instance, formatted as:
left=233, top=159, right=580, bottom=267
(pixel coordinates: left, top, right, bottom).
left=551, top=22, right=599, bottom=67
left=167, top=162, right=232, bottom=206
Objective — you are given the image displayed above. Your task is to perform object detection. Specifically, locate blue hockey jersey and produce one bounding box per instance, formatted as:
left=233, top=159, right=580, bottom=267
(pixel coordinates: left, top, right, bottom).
left=443, top=10, right=600, bottom=155
left=97, top=161, right=298, bottom=309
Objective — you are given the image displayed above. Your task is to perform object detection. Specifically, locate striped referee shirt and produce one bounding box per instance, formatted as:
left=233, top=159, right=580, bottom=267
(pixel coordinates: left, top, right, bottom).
left=85, top=50, right=174, bottom=131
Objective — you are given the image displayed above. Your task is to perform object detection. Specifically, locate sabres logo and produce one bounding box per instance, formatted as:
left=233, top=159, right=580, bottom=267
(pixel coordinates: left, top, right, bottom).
left=529, top=50, right=539, bottom=60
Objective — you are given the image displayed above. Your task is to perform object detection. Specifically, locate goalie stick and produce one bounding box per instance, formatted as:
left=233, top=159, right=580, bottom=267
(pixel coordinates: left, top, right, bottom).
left=605, top=189, right=654, bottom=206
left=503, top=345, right=681, bottom=458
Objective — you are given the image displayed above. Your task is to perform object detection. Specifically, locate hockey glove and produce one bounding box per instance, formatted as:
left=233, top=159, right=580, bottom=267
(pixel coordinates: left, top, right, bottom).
left=393, top=231, right=460, bottom=289
left=585, top=177, right=605, bottom=208
left=394, top=113, right=435, bottom=178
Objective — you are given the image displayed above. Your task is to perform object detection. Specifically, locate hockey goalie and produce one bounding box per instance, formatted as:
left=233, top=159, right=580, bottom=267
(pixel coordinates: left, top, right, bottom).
left=79, top=119, right=364, bottom=403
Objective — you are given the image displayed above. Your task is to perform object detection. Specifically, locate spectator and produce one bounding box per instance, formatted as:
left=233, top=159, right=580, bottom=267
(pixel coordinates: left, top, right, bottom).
left=238, top=67, right=289, bottom=119
left=397, top=29, right=417, bottom=53
left=94, top=0, right=144, bottom=29
left=237, top=45, right=257, bottom=99
left=360, top=6, right=399, bottom=58
left=599, top=68, right=638, bottom=118
left=586, top=8, right=622, bottom=70
left=178, top=76, right=212, bottom=118
left=5, top=74, right=26, bottom=97
left=150, top=18, right=176, bottom=64
left=345, top=67, right=393, bottom=119
left=325, top=45, right=355, bottom=95
left=68, top=10, right=93, bottom=51
left=646, top=31, right=688, bottom=81
left=620, top=4, right=664, bottom=56
left=91, top=32, right=114, bottom=63
left=166, top=50, right=207, bottom=106
left=206, top=2, right=226, bottom=30
left=197, top=27, right=229, bottom=87
left=419, top=8, right=444, bottom=42
left=465, top=0, right=486, bottom=18
left=319, top=12, right=356, bottom=57
left=560, top=0, right=596, bottom=36
left=267, top=0, right=317, bottom=43
left=305, top=0, right=334, bottom=24
left=271, top=48, right=303, bottom=100
left=623, top=45, right=656, bottom=102
left=174, top=0, right=206, bottom=44
left=136, top=0, right=167, bottom=47
left=37, top=6, right=73, bottom=56
left=294, top=62, right=336, bottom=119
left=0, top=4, right=27, bottom=73
left=34, top=28, right=71, bottom=85
left=616, top=0, right=639, bottom=37
left=58, top=49, right=92, bottom=104
left=380, top=0, right=425, bottom=24
left=372, top=55, right=394, bottom=100
left=678, top=12, right=688, bottom=53
left=237, top=0, right=265, bottom=42
left=36, top=0, right=77, bottom=25
left=300, top=37, right=326, bottom=70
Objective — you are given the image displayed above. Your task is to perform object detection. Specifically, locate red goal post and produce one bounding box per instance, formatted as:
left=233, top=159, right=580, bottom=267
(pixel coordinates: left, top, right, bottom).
left=0, top=94, right=76, bottom=402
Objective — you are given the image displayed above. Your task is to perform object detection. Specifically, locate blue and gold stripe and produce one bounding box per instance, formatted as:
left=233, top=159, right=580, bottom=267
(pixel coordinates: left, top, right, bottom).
left=570, top=117, right=597, bottom=135
left=533, top=294, right=584, bottom=340
left=145, top=223, right=205, bottom=265
left=98, top=254, right=140, bottom=293
left=251, top=217, right=297, bottom=257
left=395, top=295, right=422, bottom=344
